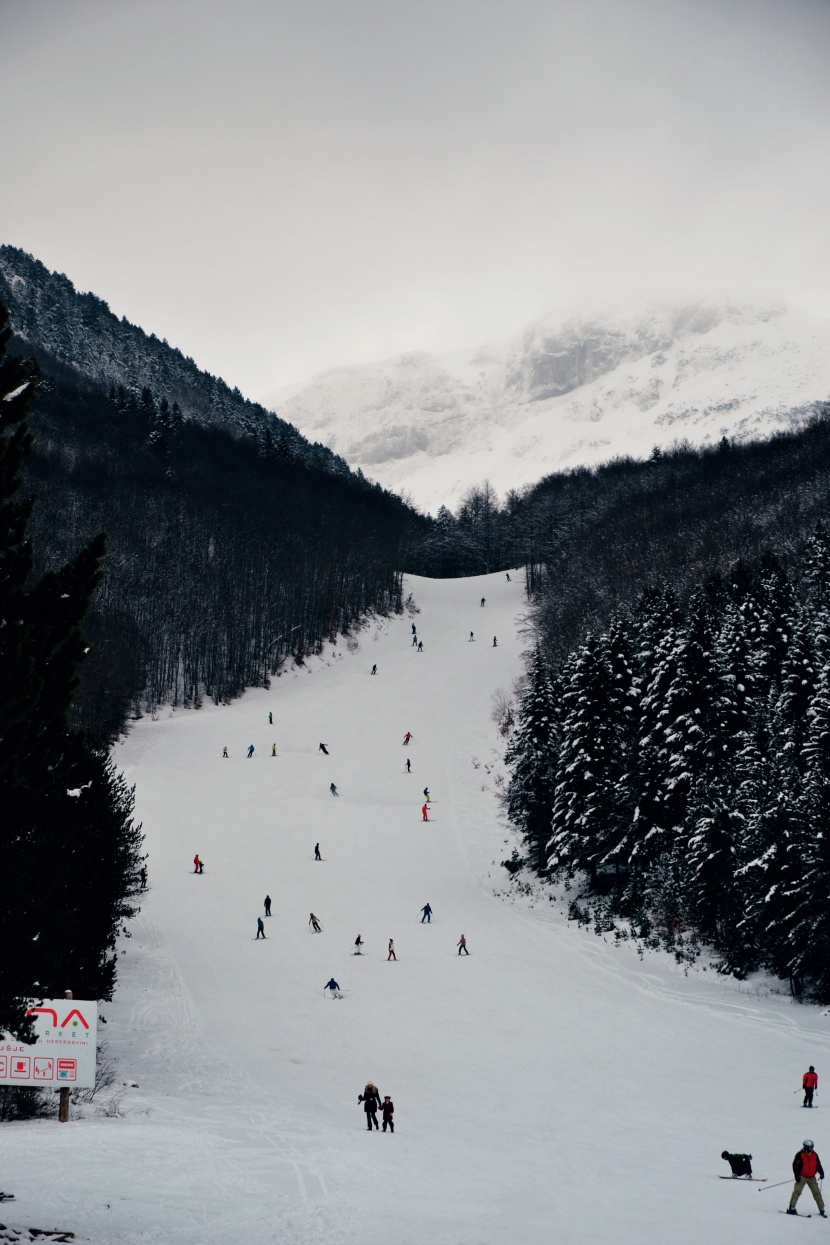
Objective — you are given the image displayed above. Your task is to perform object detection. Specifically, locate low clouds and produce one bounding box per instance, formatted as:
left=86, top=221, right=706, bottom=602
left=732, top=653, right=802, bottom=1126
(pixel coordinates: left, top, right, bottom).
left=0, top=0, right=827, bottom=393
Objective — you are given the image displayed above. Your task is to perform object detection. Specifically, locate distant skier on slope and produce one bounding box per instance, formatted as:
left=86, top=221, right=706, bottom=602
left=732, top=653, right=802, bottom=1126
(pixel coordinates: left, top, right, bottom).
left=271, top=743, right=277, bottom=756
left=330, top=782, right=339, bottom=796
left=402, top=732, right=413, bottom=746
left=721, top=1151, right=753, bottom=1178
left=247, top=744, right=255, bottom=758
left=412, top=633, right=418, bottom=647
left=222, top=746, right=228, bottom=758
left=314, top=842, right=322, bottom=860
left=405, top=758, right=411, bottom=773
left=457, top=934, right=469, bottom=955
left=417, top=641, right=424, bottom=652
left=420, top=903, right=432, bottom=923
left=264, top=894, right=272, bottom=916
left=411, top=623, right=417, bottom=633
left=319, top=742, right=329, bottom=755
left=193, top=854, right=201, bottom=873
left=421, top=803, right=429, bottom=822
left=423, top=787, right=430, bottom=802
left=387, top=938, right=397, bottom=961
left=469, top=631, right=474, bottom=642
left=309, top=913, right=322, bottom=933
left=269, top=712, right=273, bottom=725
left=354, top=935, right=364, bottom=954
left=256, top=916, right=266, bottom=939
left=480, top=597, right=485, bottom=606
left=324, top=978, right=342, bottom=998
left=787, top=1140, right=826, bottom=1216
left=493, top=636, right=497, bottom=646
left=382, top=1096, right=395, bottom=1133
left=359, top=1083, right=382, bottom=1130
left=371, top=664, right=377, bottom=675
left=803, top=1066, right=818, bottom=1107
left=505, top=572, right=511, bottom=581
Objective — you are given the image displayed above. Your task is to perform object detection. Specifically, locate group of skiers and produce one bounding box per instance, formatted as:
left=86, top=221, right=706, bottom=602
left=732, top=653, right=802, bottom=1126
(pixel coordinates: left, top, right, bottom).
left=721, top=1067, right=826, bottom=1215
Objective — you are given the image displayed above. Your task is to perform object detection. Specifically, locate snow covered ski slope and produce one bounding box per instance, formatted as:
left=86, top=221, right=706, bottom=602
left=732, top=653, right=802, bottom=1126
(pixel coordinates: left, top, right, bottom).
left=5, top=572, right=830, bottom=1245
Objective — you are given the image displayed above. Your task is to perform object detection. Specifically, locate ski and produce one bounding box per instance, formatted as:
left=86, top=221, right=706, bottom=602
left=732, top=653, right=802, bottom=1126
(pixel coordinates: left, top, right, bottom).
left=0, top=1194, right=15, bottom=1202
left=779, top=1211, right=813, bottom=1218
left=719, top=1176, right=767, bottom=1182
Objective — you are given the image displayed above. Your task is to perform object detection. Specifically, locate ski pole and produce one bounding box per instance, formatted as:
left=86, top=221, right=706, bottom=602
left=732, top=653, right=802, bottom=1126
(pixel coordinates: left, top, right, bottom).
left=759, top=1179, right=794, bottom=1192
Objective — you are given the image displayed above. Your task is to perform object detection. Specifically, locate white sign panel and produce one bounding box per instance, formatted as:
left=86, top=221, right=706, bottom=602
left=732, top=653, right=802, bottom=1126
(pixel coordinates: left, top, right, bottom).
left=0, top=999, right=98, bottom=1089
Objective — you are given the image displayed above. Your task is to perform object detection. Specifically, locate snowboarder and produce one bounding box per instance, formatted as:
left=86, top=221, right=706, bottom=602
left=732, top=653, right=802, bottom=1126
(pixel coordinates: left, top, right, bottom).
left=387, top=938, right=397, bottom=961
left=309, top=913, right=322, bottom=933
left=314, top=842, right=322, bottom=860
left=324, top=978, right=342, bottom=998
left=457, top=934, right=469, bottom=955
left=264, top=895, right=272, bottom=916
left=268, top=712, right=273, bottom=725
left=787, top=1140, right=826, bottom=1215
left=423, top=787, right=430, bottom=802
left=405, top=757, right=411, bottom=773
left=330, top=782, right=339, bottom=796
left=412, top=633, right=418, bottom=647
left=382, top=1096, right=395, bottom=1133
left=271, top=743, right=277, bottom=756
left=417, top=641, right=424, bottom=652
left=354, top=935, right=364, bottom=954
left=803, top=1066, right=818, bottom=1107
left=421, top=803, right=429, bottom=822
left=420, top=903, right=432, bottom=923
left=493, top=636, right=497, bottom=646
left=193, top=854, right=201, bottom=874
left=403, top=732, right=413, bottom=746
left=247, top=744, right=255, bottom=758
left=222, top=746, right=228, bottom=758
left=359, top=1083, right=381, bottom=1130
left=256, top=916, right=266, bottom=939
left=480, top=597, right=485, bottom=606
left=721, top=1151, right=753, bottom=1178
left=506, top=572, right=511, bottom=581
left=319, top=742, right=329, bottom=755
left=469, top=631, right=474, bottom=641
left=371, top=664, right=377, bottom=675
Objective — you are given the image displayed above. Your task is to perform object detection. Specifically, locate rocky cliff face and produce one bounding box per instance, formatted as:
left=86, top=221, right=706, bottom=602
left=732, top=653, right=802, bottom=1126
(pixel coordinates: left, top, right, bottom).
left=264, top=301, right=830, bottom=512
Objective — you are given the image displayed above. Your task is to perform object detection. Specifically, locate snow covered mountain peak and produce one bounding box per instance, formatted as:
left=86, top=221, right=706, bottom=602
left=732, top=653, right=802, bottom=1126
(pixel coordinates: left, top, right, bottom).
left=264, top=299, right=830, bottom=513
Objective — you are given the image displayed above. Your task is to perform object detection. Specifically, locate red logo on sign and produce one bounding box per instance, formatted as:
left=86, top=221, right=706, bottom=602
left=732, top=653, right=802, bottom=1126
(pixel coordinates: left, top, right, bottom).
left=34, top=1057, right=54, bottom=1080
left=27, top=1006, right=91, bottom=1029
left=57, top=1059, right=77, bottom=1081
left=10, top=1056, right=31, bottom=1079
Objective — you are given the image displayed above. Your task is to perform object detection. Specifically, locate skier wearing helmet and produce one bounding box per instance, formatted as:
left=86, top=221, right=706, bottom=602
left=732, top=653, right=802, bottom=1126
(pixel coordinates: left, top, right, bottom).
left=787, top=1140, right=827, bottom=1216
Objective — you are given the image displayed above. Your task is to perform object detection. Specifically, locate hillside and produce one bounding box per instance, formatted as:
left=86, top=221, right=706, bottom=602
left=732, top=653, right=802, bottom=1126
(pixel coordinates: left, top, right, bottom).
left=4, top=571, right=828, bottom=1244
left=265, top=301, right=830, bottom=512
left=0, top=245, right=345, bottom=473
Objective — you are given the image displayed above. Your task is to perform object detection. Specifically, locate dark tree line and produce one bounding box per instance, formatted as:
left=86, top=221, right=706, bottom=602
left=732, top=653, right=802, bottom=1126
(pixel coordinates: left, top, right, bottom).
left=21, top=356, right=422, bottom=742
left=0, top=303, right=143, bottom=1038
left=505, top=536, right=830, bottom=1001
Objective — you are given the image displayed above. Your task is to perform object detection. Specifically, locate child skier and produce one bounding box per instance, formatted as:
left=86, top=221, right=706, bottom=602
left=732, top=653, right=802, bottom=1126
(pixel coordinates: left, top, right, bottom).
left=382, top=1096, right=395, bottom=1133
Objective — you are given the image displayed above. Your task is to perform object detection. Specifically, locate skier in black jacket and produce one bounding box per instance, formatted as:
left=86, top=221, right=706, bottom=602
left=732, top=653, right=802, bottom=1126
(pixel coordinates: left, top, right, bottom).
left=721, top=1150, right=752, bottom=1178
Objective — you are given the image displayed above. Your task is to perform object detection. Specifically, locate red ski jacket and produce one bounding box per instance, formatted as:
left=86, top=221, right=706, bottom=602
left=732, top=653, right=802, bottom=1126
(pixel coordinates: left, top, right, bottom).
left=794, top=1149, right=824, bottom=1180
left=803, top=1071, right=819, bottom=1089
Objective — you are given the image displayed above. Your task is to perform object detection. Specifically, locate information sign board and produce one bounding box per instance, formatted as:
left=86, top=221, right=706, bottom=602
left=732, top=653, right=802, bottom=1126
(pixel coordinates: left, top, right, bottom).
left=0, top=1000, right=97, bottom=1088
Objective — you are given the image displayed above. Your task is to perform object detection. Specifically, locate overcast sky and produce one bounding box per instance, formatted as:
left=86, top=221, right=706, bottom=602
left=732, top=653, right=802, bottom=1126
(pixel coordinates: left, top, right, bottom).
left=1, top=0, right=828, bottom=395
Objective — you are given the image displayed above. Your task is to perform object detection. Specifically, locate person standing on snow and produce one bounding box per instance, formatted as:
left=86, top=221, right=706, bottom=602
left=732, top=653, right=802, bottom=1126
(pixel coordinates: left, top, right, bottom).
left=271, top=743, right=277, bottom=756
left=421, top=803, right=429, bottom=822
left=505, top=572, right=511, bottom=581
left=309, top=913, right=322, bottom=933
left=423, top=787, right=430, bottom=802
left=222, top=746, right=228, bottom=758
left=787, top=1140, right=827, bottom=1216
left=457, top=934, right=469, bottom=955
left=359, top=1083, right=382, bottom=1130
left=803, top=1066, right=819, bottom=1107
left=480, top=597, right=485, bottom=606
left=411, top=623, right=417, bottom=634
left=387, top=938, right=397, bottom=961
left=314, top=842, right=322, bottom=860
left=382, top=1096, right=395, bottom=1133
left=420, top=903, right=432, bottom=923
left=247, top=744, right=255, bottom=758
left=256, top=916, right=266, bottom=939
left=493, top=636, right=497, bottom=647
left=264, top=895, right=271, bottom=916
left=417, top=641, right=424, bottom=652
left=354, top=935, right=364, bottom=954
left=269, top=712, right=273, bottom=725
left=469, top=631, right=474, bottom=642
left=405, top=758, right=411, bottom=773
left=319, top=742, right=330, bottom=755
left=371, top=664, right=377, bottom=675
left=412, top=633, right=418, bottom=647
left=324, top=978, right=342, bottom=998
left=193, top=854, right=201, bottom=874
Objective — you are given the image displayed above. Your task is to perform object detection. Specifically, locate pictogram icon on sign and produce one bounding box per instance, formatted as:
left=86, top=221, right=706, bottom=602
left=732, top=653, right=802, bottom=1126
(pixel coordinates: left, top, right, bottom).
left=0, top=1056, right=6, bottom=1077
left=34, top=1057, right=55, bottom=1080
left=10, top=1056, right=31, bottom=1079
left=57, top=1058, right=77, bottom=1081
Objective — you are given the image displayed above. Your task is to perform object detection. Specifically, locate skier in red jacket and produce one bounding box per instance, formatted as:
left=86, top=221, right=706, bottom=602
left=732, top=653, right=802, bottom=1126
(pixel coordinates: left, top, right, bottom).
left=787, top=1140, right=827, bottom=1216
left=803, top=1066, right=818, bottom=1107
left=421, top=803, right=429, bottom=822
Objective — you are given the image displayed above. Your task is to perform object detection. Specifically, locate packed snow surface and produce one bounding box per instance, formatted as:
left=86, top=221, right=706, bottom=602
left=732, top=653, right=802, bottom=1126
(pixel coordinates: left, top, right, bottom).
left=264, top=302, right=830, bottom=512
left=5, top=573, right=830, bottom=1244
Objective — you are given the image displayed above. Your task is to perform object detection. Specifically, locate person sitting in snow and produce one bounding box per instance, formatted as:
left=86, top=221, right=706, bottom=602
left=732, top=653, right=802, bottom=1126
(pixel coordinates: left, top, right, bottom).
left=721, top=1150, right=753, bottom=1178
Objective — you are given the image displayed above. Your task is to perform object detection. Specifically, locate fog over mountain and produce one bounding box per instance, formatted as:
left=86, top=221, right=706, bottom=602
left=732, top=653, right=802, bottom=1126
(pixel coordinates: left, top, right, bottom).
left=265, top=300, right=830, bottom=513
